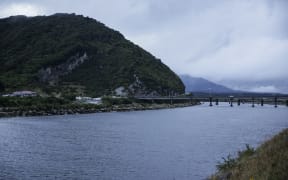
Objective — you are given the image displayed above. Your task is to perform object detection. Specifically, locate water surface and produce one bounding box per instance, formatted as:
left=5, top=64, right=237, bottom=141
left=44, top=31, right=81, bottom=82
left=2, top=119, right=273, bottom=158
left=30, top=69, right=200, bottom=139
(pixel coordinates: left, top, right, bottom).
left=0, top=103, right=287, bottom=179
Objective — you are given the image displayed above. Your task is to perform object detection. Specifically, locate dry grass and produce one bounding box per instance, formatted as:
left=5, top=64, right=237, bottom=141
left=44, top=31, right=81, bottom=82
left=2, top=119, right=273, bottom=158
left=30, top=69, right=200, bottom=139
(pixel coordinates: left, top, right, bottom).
left=210, top=128, right=288, bottom=180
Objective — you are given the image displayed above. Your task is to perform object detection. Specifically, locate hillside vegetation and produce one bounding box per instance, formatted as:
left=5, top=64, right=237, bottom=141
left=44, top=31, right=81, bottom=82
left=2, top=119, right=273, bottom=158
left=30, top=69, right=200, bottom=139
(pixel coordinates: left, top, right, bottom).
left=0, top=13, right=184, bottom=97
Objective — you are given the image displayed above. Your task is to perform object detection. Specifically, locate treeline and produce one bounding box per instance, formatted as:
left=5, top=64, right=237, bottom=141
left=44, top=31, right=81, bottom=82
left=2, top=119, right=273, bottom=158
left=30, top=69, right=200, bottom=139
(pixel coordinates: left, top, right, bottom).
left=0, top=96, right=199, bottom=117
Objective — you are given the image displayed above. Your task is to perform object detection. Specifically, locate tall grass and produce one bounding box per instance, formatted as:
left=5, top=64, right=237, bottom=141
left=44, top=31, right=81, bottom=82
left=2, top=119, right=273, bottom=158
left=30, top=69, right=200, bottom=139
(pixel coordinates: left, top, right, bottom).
left=210, top=128, right=288, bottom=180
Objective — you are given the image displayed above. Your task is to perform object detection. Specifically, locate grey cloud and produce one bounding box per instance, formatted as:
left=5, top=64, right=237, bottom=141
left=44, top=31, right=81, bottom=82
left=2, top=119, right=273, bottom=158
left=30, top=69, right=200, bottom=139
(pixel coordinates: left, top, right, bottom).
left=0, top=0, right=287, bottom=93
left=221, top=78, right=288, bottom=94
left=146, top=0, right=217, bottom=21
left=186, top=31, right=232, bottom=63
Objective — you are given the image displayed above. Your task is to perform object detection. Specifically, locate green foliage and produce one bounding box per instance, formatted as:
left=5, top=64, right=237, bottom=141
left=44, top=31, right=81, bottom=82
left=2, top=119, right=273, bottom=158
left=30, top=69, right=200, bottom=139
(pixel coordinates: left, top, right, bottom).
left=0, top=96, right=106, bottom=114
left=186, top=92, right=194, bottom=97
left=216, top=154, right=237, bottom=172
left=216, top=144, right=255, bottom=172
left=237, top=144, right=255, bottom=160
left=0, top=96, right=71, bottom=107
left=0, top=81, right=5, bottom=92
left=0, top=14, right=184, bottom=97
left=101, top=96, right=134, bottom=106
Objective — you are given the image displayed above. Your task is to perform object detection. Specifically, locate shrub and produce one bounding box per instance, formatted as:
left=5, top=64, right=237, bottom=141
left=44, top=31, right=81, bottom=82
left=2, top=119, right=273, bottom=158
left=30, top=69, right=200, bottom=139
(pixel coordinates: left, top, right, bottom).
left=216, top=154, right=237, bottom=172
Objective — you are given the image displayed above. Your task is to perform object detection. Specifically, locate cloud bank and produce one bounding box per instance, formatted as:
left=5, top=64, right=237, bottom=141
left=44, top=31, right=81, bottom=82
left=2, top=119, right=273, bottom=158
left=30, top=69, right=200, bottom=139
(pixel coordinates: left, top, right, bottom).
left=0, top=3, right=45, bottom=17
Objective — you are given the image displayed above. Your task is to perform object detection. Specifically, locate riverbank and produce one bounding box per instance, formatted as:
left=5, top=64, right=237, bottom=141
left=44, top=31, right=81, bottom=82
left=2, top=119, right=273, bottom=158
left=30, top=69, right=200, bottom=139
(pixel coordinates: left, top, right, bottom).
left=0, top=102, right=200, bottom=118
left=209, top=128, right=288, bottom=180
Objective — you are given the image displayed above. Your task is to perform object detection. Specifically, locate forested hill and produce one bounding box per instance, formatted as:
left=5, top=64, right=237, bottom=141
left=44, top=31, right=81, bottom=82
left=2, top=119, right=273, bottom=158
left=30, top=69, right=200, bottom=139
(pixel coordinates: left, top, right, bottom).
left=0, top=13, right=184, bottom=97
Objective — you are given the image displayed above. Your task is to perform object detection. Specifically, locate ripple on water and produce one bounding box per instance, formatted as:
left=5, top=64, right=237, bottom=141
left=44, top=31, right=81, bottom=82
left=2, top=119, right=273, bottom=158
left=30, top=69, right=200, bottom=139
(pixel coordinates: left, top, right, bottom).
left=0, top=104, right=287, bottom=179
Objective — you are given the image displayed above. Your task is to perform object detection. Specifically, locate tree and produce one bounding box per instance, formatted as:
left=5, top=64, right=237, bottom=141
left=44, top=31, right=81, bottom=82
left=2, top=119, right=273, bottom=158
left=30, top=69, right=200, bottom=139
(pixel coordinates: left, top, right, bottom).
left=0, top=81, right=5, bottom=92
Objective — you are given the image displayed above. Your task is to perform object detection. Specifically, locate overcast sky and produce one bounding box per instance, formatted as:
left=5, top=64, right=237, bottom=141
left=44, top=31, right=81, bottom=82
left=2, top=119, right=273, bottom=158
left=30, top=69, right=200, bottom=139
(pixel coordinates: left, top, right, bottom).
left=0, top=0, right=287, bottom=93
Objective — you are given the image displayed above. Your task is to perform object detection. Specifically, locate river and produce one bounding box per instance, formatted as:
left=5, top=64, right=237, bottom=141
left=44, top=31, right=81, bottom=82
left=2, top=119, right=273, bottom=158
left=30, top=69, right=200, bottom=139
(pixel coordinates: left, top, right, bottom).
left=0, top=103, right=287, bottom=180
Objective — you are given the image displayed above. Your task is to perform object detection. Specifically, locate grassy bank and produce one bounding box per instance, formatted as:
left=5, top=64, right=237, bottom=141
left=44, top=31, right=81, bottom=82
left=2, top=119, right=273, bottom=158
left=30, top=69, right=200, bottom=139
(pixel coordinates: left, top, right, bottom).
left=210, top=128, right=288, bottom=180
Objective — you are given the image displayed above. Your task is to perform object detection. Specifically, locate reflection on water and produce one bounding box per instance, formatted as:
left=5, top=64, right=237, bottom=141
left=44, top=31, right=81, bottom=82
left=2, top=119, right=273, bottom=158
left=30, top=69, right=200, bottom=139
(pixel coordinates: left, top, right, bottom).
left=0, top=103, right=287, bottom=179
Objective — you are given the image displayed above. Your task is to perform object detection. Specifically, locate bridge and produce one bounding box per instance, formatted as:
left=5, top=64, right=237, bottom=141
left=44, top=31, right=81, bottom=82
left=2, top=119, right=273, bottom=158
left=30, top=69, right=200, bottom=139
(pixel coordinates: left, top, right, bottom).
left=135, top=96, right=288, bottom=107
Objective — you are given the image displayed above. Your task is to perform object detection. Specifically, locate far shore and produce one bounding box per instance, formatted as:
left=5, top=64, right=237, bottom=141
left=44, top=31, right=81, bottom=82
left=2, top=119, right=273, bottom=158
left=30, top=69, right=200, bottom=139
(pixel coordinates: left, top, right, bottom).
left=0, top=102, right=200, bottom=118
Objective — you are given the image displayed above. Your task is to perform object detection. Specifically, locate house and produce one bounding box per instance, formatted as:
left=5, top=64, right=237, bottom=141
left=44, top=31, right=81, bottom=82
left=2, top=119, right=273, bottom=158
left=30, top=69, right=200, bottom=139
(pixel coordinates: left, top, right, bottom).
left=76, top=96, right=102, bottom=104
left=2, top=91, right=37, bottom=97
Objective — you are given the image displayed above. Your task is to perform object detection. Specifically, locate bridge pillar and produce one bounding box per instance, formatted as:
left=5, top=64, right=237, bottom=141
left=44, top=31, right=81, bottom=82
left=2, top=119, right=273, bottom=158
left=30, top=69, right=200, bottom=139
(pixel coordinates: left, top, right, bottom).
left=230, top=98, right=233, bottom=107
left=209, top=97, right=213, bottom=106
left=215, top=99, right=219, bottom=105
left=252, top=97, right=255, bottom=108
left=286, top=100, right=288, bottom=107
left=237, top=99, right=241, bottom=106
left=274, top=96, right=277, bottom=108
left=261, top=99, right=264, bottom=106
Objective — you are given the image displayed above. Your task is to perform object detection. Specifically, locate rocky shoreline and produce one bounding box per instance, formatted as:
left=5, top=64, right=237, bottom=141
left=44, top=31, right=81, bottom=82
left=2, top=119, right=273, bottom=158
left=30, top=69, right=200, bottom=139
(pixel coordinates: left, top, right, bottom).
left=0, top=102, right=200, bottom=118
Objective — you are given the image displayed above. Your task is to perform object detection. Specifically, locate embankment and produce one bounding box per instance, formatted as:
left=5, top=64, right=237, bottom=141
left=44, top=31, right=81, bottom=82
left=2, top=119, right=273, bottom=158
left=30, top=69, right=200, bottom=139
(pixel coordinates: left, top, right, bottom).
left=210, top=128, right=288, bottom=180
left=0, top=102, right=199, bottom=118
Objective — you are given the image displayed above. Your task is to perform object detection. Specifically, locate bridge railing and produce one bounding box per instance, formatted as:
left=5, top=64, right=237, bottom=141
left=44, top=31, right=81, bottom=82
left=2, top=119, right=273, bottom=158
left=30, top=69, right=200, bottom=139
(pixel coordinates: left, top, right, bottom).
left=134, top=96, right=288, bottom=107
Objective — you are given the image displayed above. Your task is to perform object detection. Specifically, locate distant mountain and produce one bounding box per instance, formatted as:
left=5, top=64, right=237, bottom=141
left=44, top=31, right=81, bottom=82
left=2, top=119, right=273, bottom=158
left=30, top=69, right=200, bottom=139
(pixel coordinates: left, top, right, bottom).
left=0, top=13, right=184, bottom=97
left=180, top=75, right=236, bottom=93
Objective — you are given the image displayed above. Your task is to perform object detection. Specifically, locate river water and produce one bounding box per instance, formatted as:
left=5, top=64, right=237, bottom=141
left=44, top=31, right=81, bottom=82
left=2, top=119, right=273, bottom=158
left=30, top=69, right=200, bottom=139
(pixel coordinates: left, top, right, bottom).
left=0, top=103, right=287, bottom=180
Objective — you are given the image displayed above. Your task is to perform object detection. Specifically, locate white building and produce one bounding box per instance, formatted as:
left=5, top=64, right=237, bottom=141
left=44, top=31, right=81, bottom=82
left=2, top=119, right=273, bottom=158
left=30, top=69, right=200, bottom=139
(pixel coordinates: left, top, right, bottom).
left=2, top=91, right=37, bottom=97
left=76, top=96, right=102, bottom=104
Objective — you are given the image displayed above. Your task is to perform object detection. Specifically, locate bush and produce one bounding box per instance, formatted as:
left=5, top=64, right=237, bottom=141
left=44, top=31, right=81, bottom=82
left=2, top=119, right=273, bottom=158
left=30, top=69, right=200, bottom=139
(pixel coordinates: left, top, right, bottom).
left=216, top=144, right=255, bottom=172
left=216, top=154, right=237, bottom=172
left=102, top=96, right=134, bottom=106
left=237, top=144, right=255, bottom=160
